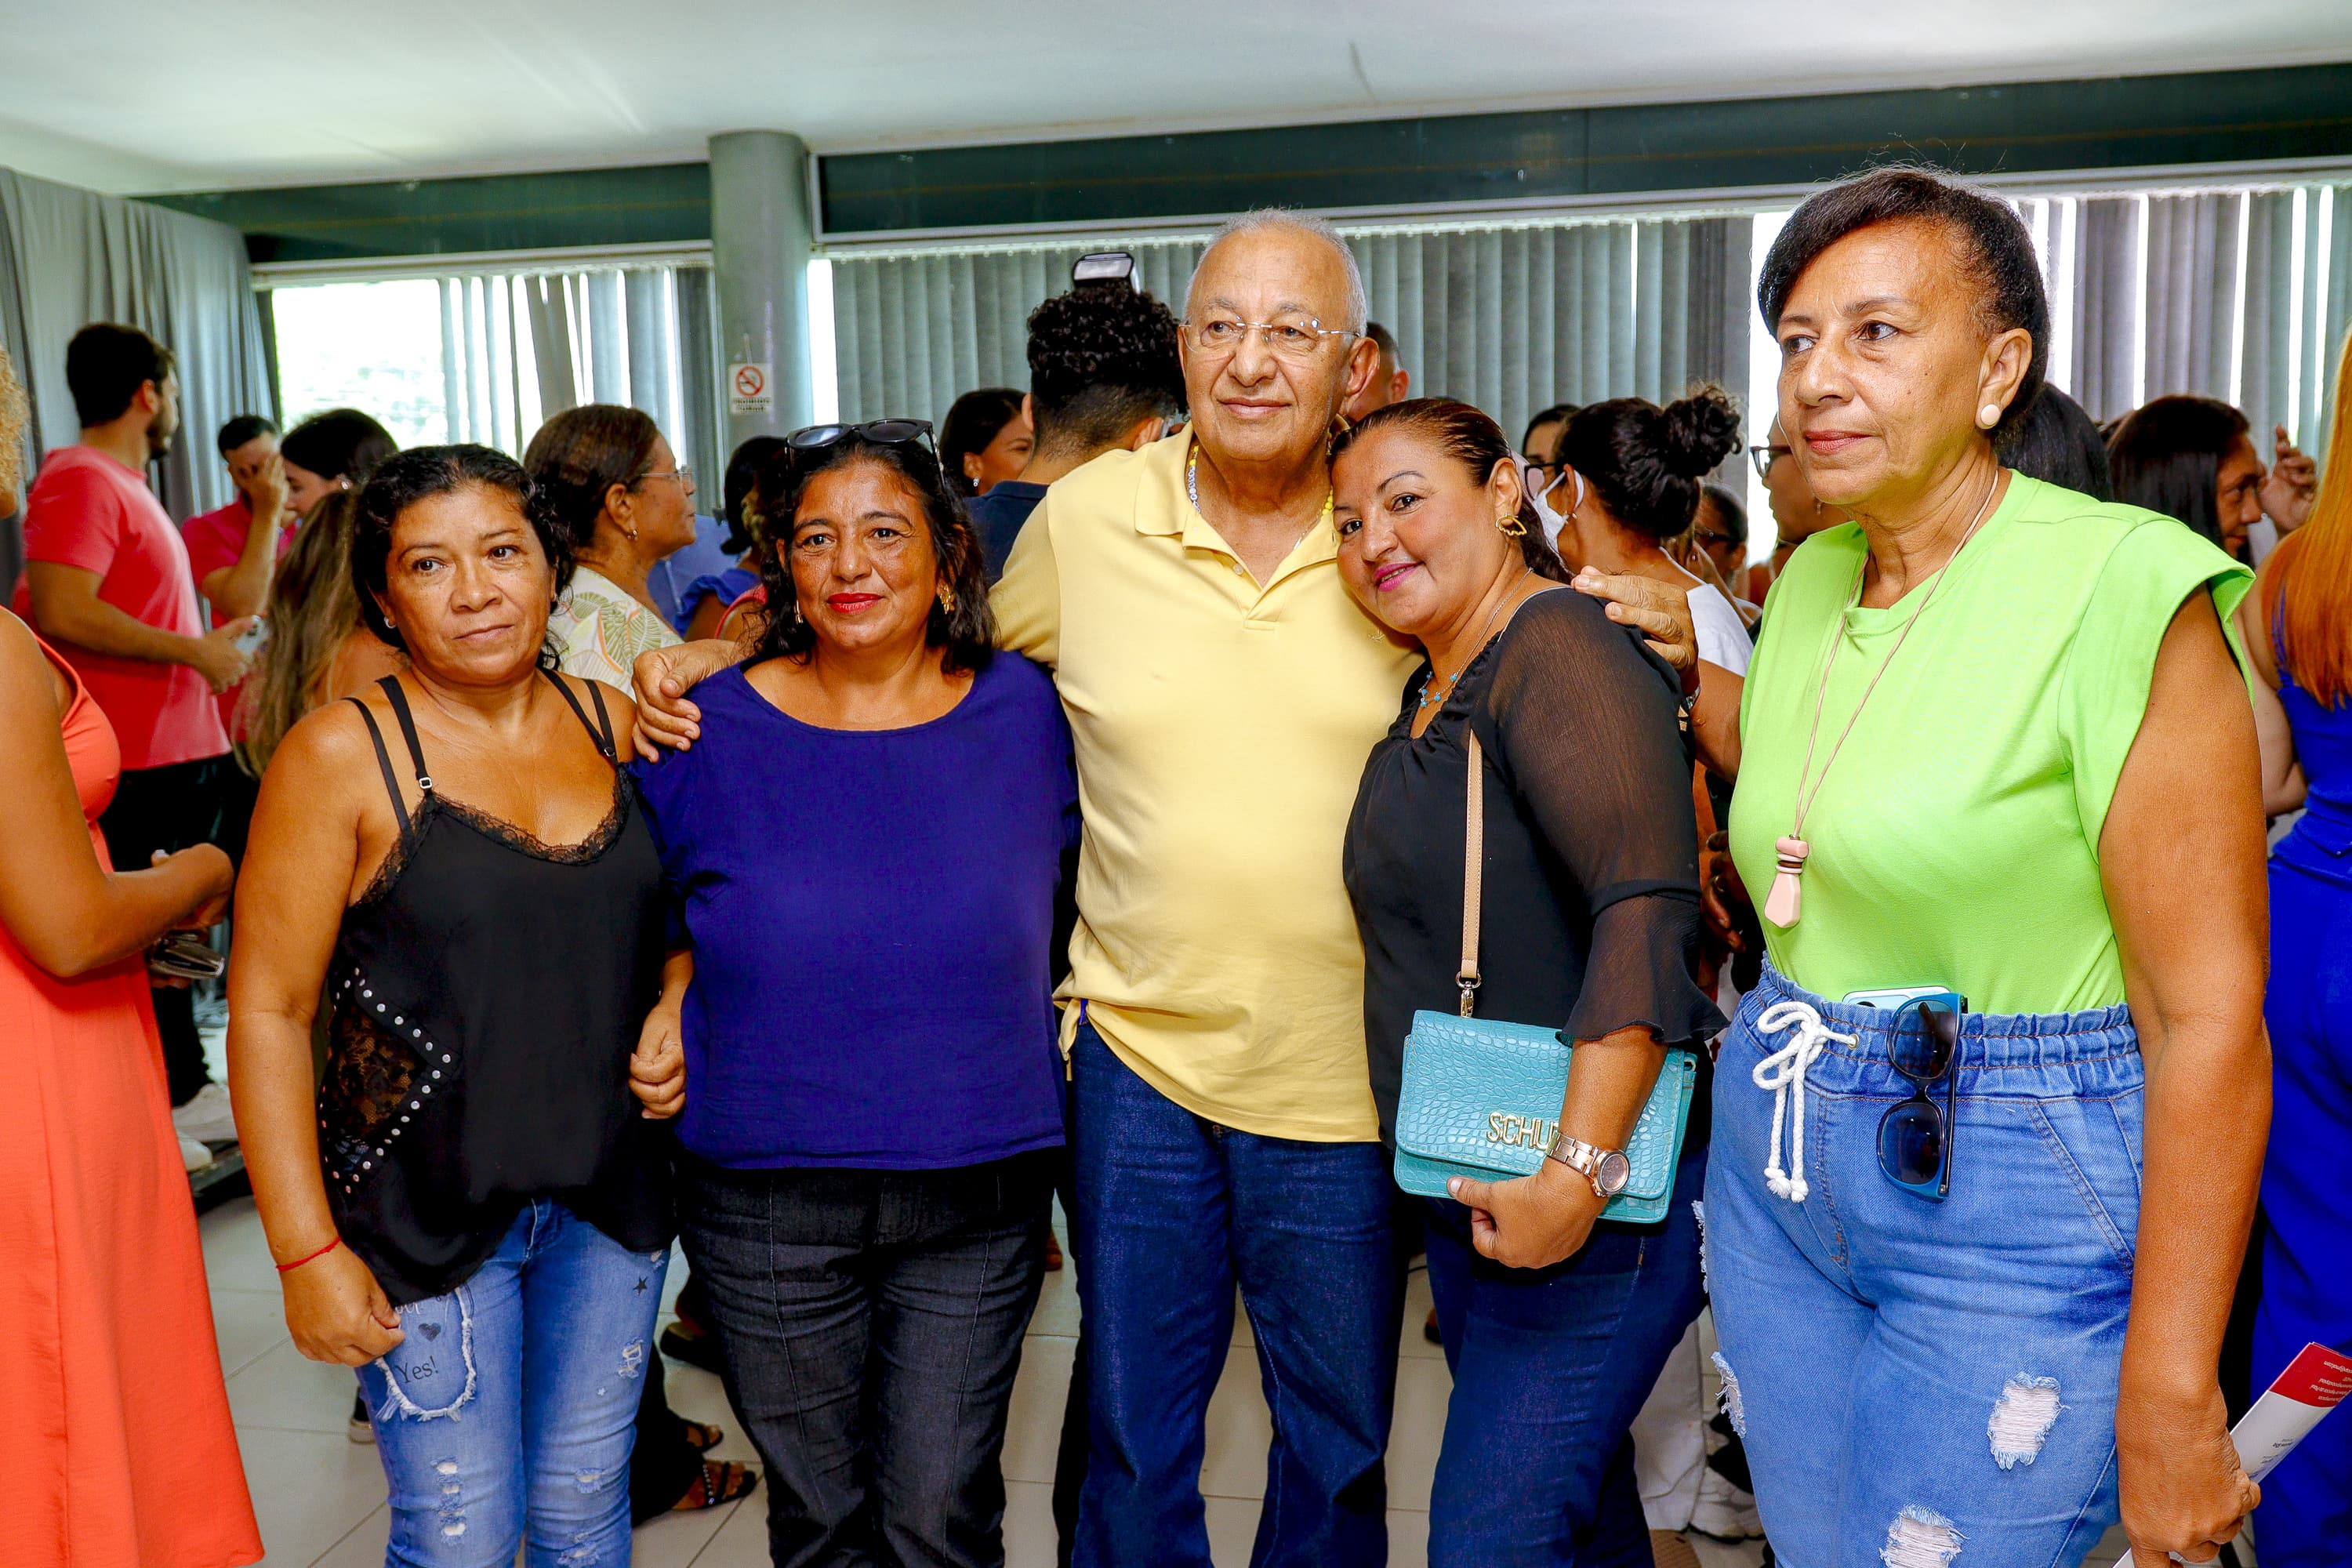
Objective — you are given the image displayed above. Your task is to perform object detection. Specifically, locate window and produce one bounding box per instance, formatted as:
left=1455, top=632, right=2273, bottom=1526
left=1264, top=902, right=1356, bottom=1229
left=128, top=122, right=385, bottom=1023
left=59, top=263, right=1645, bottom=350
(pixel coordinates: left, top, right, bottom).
left=263, top=259, right=721, bottom=482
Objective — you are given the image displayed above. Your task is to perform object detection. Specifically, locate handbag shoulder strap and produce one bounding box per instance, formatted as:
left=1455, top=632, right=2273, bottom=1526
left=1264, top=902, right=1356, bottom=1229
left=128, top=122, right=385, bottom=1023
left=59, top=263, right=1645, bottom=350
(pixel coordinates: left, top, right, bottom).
left=1457, top=731, right=1484, bottom=1016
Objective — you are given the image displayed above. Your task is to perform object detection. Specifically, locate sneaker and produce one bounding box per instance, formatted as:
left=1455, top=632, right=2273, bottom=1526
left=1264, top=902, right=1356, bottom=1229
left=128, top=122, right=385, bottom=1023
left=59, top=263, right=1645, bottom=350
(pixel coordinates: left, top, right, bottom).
left=172, top=1081, right=238, bottom=1144
left=350, top=1391, right=376, bottom=1444
left=179, top=1134, right=212, bottom=1173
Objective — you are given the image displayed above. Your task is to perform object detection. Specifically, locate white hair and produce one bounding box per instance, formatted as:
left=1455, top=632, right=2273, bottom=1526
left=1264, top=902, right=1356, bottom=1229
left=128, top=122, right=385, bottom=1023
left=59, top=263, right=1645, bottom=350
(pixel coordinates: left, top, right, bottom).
left=1186, top=209, right=1368, bottom=333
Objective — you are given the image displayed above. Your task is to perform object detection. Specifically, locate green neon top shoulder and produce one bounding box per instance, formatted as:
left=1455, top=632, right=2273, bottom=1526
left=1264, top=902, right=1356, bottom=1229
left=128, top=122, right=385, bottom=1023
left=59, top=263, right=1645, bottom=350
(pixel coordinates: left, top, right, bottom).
left=1728, top=473, right=2253, bottom=1014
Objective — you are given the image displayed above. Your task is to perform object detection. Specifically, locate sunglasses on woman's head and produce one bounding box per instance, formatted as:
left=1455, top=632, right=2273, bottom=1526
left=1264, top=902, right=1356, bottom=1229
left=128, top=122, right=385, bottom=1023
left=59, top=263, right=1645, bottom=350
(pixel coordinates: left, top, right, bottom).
left=786, top=419, right=938, bottom=462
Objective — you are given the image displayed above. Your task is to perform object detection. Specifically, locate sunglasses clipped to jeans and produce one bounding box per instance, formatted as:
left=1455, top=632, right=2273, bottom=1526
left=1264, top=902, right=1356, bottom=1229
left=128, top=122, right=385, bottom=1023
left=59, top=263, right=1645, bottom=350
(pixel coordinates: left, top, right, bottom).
left=1880, top=998, right=1962, bottom=1200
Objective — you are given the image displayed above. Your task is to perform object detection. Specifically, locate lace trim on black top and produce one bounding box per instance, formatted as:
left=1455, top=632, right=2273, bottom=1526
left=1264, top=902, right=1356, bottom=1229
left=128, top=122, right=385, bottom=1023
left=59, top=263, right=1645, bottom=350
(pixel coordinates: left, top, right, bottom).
left=353, top=779, right=633, bottom=908
left=318, top=962, right=461, bottom=1201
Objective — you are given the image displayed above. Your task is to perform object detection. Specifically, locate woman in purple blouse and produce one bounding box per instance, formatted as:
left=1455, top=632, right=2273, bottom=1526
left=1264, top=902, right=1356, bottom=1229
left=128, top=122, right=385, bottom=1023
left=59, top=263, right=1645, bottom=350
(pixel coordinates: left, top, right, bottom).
left=628, top=421, right=1077, bottom=1566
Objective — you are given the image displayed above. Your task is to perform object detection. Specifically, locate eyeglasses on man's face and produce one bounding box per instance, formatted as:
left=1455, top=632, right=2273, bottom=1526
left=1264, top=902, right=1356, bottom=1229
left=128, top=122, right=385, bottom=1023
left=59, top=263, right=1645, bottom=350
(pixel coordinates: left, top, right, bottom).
left=1181, top=315, right=1358, bottom=361
left=1748, top=443, right=1792, bottom=484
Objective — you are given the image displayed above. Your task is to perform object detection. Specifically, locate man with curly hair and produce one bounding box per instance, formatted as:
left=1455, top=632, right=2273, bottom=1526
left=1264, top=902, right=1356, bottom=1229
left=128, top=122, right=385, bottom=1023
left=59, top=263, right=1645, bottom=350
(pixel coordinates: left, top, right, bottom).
left=967, top=263, right=1186, bottom=579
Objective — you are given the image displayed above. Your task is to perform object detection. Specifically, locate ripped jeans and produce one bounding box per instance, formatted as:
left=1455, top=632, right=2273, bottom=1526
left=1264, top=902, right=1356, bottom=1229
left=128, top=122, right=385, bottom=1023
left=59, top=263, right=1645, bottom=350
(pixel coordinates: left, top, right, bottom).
left=1704, top=966, right=2140, bottom=1568
left=357, top=1200, right=670, bottom=1568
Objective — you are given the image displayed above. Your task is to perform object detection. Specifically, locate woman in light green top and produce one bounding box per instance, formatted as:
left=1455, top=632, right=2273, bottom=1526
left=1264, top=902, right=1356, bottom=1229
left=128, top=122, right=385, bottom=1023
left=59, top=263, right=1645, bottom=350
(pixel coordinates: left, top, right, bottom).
left=524, top=405, right=698, bottom=688
left=1586, top=169, right=2268, bottom=1568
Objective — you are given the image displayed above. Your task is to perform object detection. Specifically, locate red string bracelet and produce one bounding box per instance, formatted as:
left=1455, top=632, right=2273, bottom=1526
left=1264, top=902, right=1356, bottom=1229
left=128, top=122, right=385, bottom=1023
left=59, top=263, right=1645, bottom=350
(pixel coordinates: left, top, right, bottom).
left=274, top=1236, right=342, bottom=1274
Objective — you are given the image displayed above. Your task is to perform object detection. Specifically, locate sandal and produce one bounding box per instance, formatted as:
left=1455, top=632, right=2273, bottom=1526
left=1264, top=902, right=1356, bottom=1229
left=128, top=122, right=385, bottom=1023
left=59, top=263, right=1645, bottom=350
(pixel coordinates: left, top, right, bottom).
left=683, top=1421, right=723, bottom=1453
left=671, top=1459, right=759, bottom=1512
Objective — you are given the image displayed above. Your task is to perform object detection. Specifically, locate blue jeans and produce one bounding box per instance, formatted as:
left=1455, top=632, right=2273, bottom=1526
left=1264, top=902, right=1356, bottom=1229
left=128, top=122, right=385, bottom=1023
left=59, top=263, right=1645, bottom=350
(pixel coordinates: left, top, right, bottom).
left=1422, top=1148, right=1706, bottom=1567
left=2253, top=850, right=2352, bottom=1566
left=1067, top=1023, right=1398, bottom=1568
left=1704, top=966, right=2140, bottom=1568
left=357, top=1201, right=670, bottom=1568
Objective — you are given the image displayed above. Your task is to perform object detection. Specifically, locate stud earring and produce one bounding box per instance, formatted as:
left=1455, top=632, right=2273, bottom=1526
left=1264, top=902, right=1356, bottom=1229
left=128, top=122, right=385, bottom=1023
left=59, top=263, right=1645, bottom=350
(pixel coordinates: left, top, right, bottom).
left=938, top=584, right=959, bottom=614
left=1977, top=403, right=2002, bottom=429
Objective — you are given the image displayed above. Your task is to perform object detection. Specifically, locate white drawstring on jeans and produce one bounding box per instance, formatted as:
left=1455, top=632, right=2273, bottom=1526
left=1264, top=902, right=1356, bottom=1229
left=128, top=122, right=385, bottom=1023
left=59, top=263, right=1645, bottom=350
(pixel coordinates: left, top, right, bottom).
left=1751, top=1000, right=1857, bottom=1203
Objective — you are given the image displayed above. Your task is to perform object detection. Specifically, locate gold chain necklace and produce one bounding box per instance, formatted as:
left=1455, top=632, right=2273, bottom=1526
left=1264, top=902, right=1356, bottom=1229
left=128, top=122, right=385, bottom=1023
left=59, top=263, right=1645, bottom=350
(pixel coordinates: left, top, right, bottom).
left=1763, top=473, right=2001, bottom=929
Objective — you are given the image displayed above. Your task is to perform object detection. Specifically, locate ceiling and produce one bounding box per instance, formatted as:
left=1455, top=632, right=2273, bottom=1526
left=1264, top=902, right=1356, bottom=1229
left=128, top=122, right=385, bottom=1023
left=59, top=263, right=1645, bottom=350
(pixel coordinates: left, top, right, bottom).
left=7, top=0, right=2352, bottom=196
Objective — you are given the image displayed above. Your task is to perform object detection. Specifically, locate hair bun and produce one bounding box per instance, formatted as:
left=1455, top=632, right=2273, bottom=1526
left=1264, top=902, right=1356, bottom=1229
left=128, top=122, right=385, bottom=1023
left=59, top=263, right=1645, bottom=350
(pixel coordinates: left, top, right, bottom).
left=1659, top=386, right=1742, bottom=478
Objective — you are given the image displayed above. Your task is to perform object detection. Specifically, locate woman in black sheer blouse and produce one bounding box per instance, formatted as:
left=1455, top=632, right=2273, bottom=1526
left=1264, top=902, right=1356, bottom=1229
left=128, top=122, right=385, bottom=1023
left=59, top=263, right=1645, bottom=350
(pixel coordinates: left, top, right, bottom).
left=1333, top=399, right=1721, bottom=1566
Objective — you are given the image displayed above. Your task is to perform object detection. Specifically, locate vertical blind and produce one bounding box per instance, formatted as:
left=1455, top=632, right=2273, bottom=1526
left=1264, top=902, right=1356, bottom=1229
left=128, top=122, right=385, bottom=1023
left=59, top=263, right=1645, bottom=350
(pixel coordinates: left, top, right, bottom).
left=2043, top=184, right=2352, bottom=448
left=829, top=215, right=1754, bottom=458
left=429, top=263, right=721, bottom=487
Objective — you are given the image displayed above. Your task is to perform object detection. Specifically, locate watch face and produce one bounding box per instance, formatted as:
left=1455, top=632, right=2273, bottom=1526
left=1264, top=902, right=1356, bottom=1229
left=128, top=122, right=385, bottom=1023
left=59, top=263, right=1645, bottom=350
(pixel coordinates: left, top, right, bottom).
left=1595, top=1150, right=1633, bottom=1196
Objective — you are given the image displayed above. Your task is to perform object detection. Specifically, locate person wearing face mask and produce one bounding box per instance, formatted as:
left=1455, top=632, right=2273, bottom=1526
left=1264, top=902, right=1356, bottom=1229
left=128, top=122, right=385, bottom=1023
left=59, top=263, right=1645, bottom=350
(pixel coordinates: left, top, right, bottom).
left=1546, top=390, right=1751, bottom=682
left=2107, top=395, right=2318, bottom=564
left=527, top=405, right=700, bottom=688
left=1331, top=397, right=1719, bottom=1565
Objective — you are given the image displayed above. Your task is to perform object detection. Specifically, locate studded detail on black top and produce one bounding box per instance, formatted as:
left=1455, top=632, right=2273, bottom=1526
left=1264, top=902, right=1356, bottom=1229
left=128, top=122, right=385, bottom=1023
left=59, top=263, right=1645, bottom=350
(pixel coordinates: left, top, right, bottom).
left=323, top=673, right=672, bottom=1305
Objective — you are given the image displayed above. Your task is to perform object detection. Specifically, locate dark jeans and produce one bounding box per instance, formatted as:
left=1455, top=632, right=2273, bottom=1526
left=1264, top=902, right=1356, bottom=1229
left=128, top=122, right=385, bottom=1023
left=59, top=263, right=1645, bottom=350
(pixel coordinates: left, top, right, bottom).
left=681, top=1152, right=1053, bottom=1568
left=1422, top=1149, right=1706, bottom=1568
left=96, top=753, right=230, bottom=1105
left=1068, top=1024, right=1397, bottom=1568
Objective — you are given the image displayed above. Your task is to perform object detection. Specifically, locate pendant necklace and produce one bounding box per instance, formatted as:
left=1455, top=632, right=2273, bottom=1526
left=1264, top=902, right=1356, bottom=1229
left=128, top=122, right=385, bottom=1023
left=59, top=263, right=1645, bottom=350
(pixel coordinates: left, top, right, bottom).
left=1764, top=472, right=2001, bottom=929
left=1421, top=569, right=1530, bottom=712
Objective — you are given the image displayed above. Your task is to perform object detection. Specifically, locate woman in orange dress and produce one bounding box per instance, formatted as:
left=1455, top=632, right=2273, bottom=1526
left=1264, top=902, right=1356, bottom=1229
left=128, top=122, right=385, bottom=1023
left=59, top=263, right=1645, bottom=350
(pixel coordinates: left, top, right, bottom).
left=0, top=587, right=262, bottom=1564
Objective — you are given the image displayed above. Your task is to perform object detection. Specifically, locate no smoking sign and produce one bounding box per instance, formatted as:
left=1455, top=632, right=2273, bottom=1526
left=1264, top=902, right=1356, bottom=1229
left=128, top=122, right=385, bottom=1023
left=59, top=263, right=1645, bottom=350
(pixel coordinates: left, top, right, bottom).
left=728, top=361, right=772, bottom=416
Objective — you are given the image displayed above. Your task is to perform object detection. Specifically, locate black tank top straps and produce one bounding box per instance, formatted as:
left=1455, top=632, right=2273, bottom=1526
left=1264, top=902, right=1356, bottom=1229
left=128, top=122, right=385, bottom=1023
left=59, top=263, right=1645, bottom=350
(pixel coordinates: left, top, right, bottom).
left=321, top=673, right=673, bottom=1306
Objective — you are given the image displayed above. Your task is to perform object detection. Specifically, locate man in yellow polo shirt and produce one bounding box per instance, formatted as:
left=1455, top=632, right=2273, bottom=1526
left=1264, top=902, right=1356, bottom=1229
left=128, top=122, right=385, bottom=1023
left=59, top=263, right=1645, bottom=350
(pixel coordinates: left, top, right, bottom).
left=994, top=211, right=1417, bottom=1567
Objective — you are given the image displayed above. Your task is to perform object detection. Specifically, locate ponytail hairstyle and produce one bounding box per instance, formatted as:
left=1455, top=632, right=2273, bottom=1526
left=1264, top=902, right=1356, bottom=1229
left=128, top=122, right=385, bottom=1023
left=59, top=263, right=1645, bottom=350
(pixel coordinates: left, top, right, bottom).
left=241, top=416, right=401, bottom=771
left=1555, top=386, right=1743, bottom=541
left=280, top=408, right=397, bottom=488
left=521, top=404, right=664, bottom=559
left=242, top=487, right=363, bottom=771
left=1328, top=397, right=1573, bottom=583
left=2265, top=328, right=2352, bottom=706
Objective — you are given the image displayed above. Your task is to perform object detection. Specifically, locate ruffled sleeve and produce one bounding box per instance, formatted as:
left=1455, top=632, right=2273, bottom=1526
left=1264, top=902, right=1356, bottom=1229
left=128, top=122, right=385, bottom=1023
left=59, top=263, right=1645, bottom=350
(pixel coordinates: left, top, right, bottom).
left=1477, top=591, right=1725, bottom=1047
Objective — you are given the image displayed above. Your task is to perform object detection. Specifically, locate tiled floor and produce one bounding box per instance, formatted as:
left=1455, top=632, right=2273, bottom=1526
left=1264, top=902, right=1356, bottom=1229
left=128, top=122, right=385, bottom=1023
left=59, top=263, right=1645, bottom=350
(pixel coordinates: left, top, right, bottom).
left=205, top=1198, right=1783, bottom=1568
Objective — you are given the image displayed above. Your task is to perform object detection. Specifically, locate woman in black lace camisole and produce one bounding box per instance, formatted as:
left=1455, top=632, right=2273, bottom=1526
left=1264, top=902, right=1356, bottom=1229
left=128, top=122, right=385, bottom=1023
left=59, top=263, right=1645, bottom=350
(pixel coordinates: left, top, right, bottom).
left=228, top=447, right=681, bottom=1568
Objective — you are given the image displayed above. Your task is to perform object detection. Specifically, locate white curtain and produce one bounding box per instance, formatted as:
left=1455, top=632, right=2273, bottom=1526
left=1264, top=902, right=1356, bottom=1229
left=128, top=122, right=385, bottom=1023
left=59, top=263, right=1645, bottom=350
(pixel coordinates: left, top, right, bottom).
left=829, top=215, right=1758, bottom=452
left=419, top=263, right=718, bottom=481
left=0, top=164, right=274, bottom=583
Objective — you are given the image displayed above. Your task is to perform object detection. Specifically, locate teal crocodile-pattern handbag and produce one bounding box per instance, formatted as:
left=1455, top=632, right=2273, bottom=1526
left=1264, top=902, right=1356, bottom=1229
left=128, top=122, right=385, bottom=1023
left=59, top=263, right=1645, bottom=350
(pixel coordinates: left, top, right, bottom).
left=1391, top=732, right=1698, bottom=1224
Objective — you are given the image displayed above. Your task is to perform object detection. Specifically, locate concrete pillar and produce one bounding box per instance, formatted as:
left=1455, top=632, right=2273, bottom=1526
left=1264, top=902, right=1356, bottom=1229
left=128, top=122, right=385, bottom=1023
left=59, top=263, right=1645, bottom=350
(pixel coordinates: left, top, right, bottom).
left=709, top=130, right=815, bottom=447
